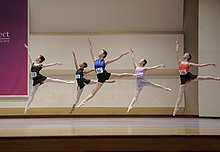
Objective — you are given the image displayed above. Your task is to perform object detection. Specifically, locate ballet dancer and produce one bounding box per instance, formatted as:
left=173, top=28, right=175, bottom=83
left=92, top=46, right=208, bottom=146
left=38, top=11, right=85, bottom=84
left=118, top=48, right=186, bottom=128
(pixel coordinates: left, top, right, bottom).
left=173, top=38, right=220, bottom=116
left=77, top=38, right=139, bottom=107
left=127, top=48, right=171, bottom=112
left=24, top=44, right=74, bottom=113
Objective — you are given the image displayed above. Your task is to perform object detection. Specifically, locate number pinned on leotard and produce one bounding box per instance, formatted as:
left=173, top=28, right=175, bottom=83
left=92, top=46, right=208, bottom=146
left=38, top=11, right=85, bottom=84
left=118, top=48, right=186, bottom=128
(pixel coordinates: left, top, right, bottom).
left=95, top=67, right=104, bottom=74
left=75, top=74, right=81, bottom=79
left=31, top=72, right=37, bottom=78
left=179, top=70, right=187, bottom=75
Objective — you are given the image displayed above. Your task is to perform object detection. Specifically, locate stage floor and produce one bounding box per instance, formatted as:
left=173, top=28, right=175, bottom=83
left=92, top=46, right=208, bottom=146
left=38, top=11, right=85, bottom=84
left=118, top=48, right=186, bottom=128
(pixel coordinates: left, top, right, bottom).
left=0, top=117, right=220, bottom=137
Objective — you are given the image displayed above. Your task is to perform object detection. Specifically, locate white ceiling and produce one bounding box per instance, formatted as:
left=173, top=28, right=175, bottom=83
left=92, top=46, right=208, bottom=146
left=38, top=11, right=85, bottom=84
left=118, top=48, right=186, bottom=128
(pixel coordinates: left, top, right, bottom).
left=29, top=0, right=184, bottom=33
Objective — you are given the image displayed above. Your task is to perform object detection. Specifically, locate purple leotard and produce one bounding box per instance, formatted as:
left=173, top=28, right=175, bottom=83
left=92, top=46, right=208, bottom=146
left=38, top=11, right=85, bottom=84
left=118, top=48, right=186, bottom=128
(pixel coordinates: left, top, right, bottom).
left=135, top=67, right=150, bottom=88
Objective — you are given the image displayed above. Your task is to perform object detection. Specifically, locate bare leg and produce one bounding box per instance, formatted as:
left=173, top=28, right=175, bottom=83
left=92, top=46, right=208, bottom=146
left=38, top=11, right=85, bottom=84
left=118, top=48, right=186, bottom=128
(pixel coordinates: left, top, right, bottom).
left=148, top=81, right=171, bottom=91
left=25, top=84, right=40, bottom=114
left=45, top=77, right=74, bottom=84
left=196, top=76, right=220, bottom=81
left=127, top=88, right=142, bottom=112
left=173, top=84, right=188, bottom=116
left=78, top=82, right=104, bottom=107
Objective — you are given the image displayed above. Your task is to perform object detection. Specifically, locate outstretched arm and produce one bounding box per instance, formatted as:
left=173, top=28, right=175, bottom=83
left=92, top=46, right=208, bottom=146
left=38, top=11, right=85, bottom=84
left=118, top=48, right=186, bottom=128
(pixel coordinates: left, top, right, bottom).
left=88, top=38, right=96, bottom=62
left=105, top=51, right=129, bottom=65
left=72, top=51, right=79, bottom=70
left=144, top=64, right=165, bottom=70
left=175, top=38, right=181, bottom=64
left=42, top=62, right=63, bottom=68
left=84, top=69, right=95, bottom=75
left=24, top=44, right=33, bottom=63
left=130, top=48, right=138, bottom=68
left=190, top=62, right=216, bottom=67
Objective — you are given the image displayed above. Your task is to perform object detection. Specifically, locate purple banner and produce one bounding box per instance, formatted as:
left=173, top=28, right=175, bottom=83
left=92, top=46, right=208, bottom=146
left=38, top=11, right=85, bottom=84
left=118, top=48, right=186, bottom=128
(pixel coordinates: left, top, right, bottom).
left=0, top=0, right=28, bottom=96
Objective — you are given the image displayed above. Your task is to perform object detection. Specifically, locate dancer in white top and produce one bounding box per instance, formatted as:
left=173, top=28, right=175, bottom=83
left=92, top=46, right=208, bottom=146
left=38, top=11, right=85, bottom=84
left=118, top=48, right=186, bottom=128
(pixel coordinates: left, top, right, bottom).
left=127, top=48, right=171, bottom=112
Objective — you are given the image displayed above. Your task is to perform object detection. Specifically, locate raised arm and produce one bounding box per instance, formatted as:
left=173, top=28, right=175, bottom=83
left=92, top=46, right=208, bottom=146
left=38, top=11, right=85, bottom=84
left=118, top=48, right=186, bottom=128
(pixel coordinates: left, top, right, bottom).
left=88, top=38, right=96, bottom=62
left=72, top=51, right=79, bottom=70
left=105, top=51, right=129, bottom=65
left=189, top=62, right=216, bottom=67
left=24, top=44, right=33, bottom=63
left=175, top=38, right=181, bottom=64
left=130, top=48, right=138, bottom=68
left=42, top=62, right=63, bottom=68
left=144, top=64, right=165, bottom=71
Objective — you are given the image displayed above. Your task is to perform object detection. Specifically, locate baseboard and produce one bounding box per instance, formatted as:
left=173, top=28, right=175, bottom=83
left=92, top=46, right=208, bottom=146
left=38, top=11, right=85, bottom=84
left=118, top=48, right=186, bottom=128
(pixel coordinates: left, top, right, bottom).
left=0, top=107, right=185, bottom=116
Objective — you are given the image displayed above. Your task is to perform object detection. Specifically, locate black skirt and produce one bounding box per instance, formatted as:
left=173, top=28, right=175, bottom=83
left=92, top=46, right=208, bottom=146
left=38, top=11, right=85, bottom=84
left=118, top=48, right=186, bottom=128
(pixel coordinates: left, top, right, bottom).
left=97, top=70, right=111, bottom=83
left=33, top=74, right=47, bottom=86
left=180, top=72, right=197, bottom=85
left=77, top=78, right=91, bottom=89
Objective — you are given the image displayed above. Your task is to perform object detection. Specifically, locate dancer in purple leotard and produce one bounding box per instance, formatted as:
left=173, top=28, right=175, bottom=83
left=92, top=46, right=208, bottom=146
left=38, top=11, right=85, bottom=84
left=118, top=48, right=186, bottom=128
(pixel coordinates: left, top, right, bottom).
left=127, top=49, right=171, bottom=112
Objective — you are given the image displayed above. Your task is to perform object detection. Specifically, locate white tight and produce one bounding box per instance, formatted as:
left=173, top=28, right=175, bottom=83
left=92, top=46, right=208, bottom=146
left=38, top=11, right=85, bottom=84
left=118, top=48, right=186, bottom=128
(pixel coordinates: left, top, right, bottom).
left=127, top=81, right=171, bottom=112
left=74, top=80, right=97, bottom=106
left=25, top=77, right=72, bottom=110
left=173, top=75, right=220, bottom=116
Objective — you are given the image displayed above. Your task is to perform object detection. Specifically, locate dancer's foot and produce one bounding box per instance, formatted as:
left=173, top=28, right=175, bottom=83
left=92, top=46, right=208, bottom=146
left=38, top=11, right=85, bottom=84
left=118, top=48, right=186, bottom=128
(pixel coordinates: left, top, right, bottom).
left=106, top=79, right=116, bottom=83
left=24, top=105, right=29, bottom=114
left=172, top=107, right=179, bottom=116
left=127, top=106, right=133, bottom=113
left=77, top=101, right=86, bottom=107
left=165, top=88, right=171, bottom=91
left=70, top=104, right=76, bottom=114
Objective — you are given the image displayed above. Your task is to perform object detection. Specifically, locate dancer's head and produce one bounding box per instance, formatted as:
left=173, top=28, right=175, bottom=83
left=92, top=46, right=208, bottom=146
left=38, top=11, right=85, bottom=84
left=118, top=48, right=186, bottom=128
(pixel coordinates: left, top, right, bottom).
left=35, top=55, right=45, bottom=63
left=183, top=53, right=192, bottom=61
left=139, top=58, right=147, bottom=67
left=79, top=62, right=88, bottom=69
left=98, top=49, right=108, bottom=59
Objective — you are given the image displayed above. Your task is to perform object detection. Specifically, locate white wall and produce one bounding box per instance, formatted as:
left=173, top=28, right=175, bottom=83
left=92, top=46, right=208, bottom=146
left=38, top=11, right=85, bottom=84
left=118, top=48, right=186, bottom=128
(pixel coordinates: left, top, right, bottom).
left=0, top=34, right=184, bottom=109
left=199, top=0, right=220, bottom=117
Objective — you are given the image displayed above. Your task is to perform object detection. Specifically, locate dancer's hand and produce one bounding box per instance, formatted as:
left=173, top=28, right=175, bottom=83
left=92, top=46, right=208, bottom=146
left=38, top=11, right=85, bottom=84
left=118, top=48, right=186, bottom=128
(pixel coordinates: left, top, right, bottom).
left=160, top=64, right=165, bottom=68
left=24, top=44, right=28, bottom=49
left=130, top=48, right=134, bottom=53
left=56, top=62, right=63, bottom=66
left=176, top=38, right=179, bottom=44
left=210, top=63, right=216, bottom=67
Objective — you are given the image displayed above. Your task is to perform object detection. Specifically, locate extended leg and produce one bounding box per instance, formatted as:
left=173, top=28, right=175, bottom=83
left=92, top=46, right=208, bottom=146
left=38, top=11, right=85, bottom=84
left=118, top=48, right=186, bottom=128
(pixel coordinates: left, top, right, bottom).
left=78, top=82, right=103, bottom=107
left=127, top=88, right=142, bottom=112
left=45, top=77, right=74, bottom=84
left=148, top=81, right=171, bottom=91
left=70, top=87, right=84, bottom=114
left=25, top=84, right=40, bottom=113
left=173, top=84, right=187, bottom=116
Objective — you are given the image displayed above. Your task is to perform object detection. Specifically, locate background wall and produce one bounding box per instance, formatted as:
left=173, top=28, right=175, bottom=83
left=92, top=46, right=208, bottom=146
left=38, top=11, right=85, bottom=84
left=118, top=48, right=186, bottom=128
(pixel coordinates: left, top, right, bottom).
left=0, top=34, right=183, bottom=112
left=199, top=0, right=220, bottom=117
left=0, top=0, right=187, bottom=115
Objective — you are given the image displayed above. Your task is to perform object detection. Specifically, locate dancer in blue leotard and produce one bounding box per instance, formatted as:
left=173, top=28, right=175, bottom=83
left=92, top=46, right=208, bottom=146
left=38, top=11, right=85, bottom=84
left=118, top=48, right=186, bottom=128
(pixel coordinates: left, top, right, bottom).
left=77, top=38, right=139, bottom=107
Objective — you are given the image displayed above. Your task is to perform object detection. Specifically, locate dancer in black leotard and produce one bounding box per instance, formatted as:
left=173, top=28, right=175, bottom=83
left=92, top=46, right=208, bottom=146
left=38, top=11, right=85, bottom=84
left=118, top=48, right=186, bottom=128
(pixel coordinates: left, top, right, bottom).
left=24, top=44, right=74, bottom=113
